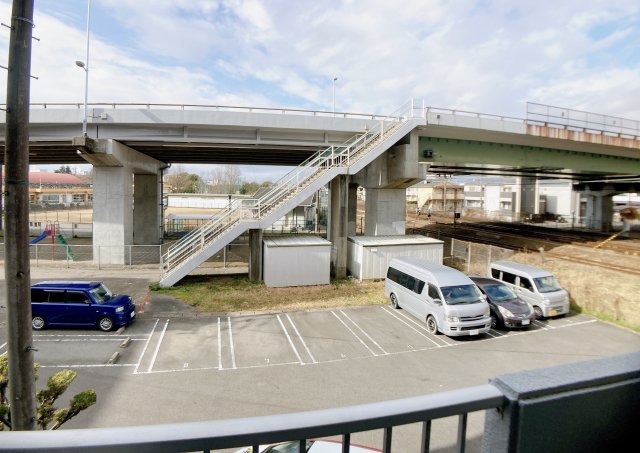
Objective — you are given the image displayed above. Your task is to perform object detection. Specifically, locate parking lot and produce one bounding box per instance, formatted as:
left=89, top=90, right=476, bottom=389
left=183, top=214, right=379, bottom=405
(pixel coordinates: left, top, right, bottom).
left=1, top=303, right=601, bottom=374
left=2, top=270, right=640, bottom=452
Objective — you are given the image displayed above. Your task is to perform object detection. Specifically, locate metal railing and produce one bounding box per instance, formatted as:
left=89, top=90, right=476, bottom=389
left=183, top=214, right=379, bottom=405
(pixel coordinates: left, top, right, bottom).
left=160, top=100, right=421, bottom=281
left=0, top=384, right=504, bottom=453
left=526, top=102, right=640, bottom=138
left=15, top=102, right=392, bottom=121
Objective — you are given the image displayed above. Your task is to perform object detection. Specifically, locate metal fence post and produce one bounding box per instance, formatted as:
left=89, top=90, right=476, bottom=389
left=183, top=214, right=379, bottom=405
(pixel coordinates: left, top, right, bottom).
left=467, top=242, right=471, bottom=274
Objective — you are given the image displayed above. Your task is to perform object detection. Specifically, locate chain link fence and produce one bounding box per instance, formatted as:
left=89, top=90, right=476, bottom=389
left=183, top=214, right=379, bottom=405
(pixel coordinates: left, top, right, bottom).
left=443, top=237, right=516, bottom=275
left=0, top=241, right=250, bottom=271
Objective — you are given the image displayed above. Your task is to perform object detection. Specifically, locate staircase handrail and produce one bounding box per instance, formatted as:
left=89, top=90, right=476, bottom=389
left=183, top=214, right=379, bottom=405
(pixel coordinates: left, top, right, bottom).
left=162, top=100, right=423, bottom=276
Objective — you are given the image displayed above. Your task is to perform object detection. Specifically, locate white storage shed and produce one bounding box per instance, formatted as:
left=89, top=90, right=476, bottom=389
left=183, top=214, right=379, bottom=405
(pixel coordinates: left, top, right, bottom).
left=263, top=235, right=331, bottom=288
left=347, top=235, right=444, bottom=281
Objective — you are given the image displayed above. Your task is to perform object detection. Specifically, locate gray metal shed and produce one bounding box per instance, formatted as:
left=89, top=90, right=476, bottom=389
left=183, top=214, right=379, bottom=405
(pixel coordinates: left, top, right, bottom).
left=347, top=235, right=444, bottom=281
left=263, top=235, right=331, bottom=288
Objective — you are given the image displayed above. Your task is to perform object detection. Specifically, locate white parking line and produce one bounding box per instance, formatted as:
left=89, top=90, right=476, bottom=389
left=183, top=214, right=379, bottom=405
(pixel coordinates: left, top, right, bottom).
left=484, top=330, right=503, bottom=338
left=147, top=320, right=169, bottom=373
left=217, top=317, right=222, bottom=370
left=0, top=342, right=6, bottom=356
left=133, top=318, right=159, bottom=375
left=380, top=306, right=444, bottom=348
left=533, top=320, right=552, bottom=329
left=331, top=311, right=379, bottom=357
left=339, top=310, right=388, bottom=355
left=277, top=315, right=304, bottom=365
left=382, top=307, right=453, bottom=346
left=227, top=317, right=237, bottom=369
left=286, top=314, right=317, bottom=364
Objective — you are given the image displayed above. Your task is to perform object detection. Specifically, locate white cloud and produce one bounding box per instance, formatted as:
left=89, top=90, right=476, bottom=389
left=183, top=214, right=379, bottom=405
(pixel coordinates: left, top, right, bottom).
left=0, top=0, right=638, bottom=140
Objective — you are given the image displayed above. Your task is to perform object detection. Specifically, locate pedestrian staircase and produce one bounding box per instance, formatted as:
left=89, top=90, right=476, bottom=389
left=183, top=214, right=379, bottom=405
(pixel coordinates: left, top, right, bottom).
left=159, top=100, right=426, bottom=287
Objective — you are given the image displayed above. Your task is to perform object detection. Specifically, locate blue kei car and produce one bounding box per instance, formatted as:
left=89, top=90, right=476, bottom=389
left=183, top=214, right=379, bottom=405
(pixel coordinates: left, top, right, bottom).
left=31, top=281, right=137, bottom=332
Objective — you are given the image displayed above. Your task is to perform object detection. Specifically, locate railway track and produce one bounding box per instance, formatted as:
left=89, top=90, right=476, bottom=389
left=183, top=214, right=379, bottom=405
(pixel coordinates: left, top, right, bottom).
left=409, top=220, right=640, bottom=277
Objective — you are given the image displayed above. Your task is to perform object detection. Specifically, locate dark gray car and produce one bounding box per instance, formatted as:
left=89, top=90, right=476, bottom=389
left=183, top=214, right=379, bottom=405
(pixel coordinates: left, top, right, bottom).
left=470, top=276, right=534, bottom=329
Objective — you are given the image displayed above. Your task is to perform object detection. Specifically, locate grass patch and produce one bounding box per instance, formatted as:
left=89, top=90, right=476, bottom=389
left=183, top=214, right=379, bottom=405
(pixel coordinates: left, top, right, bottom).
left=570, top=303, right=640, bottom=334
left=151, top=276, right=387, bottom=313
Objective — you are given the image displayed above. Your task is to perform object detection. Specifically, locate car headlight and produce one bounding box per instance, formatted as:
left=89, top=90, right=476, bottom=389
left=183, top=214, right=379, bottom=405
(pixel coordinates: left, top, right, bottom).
left=447, top=316, right=460, bottom=323
left=115, top=306, right=125, bottom=313
left=497, top=305, right=514, bottom=317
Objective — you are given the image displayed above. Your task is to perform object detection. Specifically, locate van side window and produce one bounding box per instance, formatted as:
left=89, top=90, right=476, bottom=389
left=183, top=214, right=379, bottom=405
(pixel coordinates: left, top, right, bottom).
left=31, top=289, right=47, bottom=303
left=427, top=284, right=440, bottom=300
left=66, top=291, right=89, bottom=303
left=387, top=266, right=425, bottom=294
left=491, top=268, right=501, bottom=279
left=387, top=267, right=402, bottom=284
left=501, top=272, right=517, bottom=285
left=519, top=278, right=534, bottom=291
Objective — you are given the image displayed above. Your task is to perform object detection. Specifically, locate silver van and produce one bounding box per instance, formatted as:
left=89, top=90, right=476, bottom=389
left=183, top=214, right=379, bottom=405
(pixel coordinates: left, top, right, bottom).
left=385, top=257, right=491, bottom=337
left=488, top=261, right=570, bottom=319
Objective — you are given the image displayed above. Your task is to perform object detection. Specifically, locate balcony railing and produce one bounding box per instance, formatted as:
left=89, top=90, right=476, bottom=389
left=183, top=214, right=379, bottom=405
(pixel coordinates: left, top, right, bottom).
left=0, top=384, right=503, bottom=453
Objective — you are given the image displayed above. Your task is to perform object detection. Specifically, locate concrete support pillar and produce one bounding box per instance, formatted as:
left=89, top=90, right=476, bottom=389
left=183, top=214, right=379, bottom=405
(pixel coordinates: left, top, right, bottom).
left=519, top=177, right=538, bottom=220
left=133, top=173, right=161, bottom=245
left=483, top=352, right=640, bottom=452
left=329, top=175, right=349, bottom=279
left=82, top=139, right=164, bottom=265
left=248, top=228, right=263, bottom=282
left=585, top=193, right=614, bottom=231
left=348, top=183, right=358, bottom=236
left=353, top=130, right=424, bottom=237
left=92, top=166, right=134, bottom=265
left=364, top=189, right=406, bottom=235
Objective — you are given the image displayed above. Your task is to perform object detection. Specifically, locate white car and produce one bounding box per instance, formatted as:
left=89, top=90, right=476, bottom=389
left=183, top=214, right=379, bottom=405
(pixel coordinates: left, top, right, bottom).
left=236, top=439, right=381, bottom=452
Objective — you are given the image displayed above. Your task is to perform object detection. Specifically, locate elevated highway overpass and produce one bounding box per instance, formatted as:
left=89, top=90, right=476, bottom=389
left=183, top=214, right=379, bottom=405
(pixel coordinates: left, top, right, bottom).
left=1, top=100, right=639, bottom=285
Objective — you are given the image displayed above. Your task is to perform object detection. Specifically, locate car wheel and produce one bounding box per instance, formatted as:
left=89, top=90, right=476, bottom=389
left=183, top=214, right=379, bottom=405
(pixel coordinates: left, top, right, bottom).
left=426, top=315, right=438, bottom=335
left=390, top=293, right=400, bottom=309
left=490, top=314, right=499, bottom=329
left=98, top=317, right=114, bottom=332
left=533, top=306, right=544, bottom=320
left=32, top=315, right=46, bottom=330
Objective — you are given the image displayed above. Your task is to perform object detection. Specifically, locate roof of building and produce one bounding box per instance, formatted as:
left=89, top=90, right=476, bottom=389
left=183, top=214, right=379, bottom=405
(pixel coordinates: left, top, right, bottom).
left=29, top=172, right=86, bottom=185
left=348, top=235, right=443, bottom=246
left=263, top=235, right=331, bottom=247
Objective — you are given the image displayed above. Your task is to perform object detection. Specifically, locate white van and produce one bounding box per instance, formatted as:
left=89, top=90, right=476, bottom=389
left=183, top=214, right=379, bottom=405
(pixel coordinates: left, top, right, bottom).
left=488, top=261, right=570, bottom=319
left=385, top=257, right=491, bottom=337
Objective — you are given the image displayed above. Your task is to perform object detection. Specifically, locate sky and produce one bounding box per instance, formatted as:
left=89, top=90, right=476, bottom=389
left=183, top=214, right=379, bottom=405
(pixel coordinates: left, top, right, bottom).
left=1, top=0, right=639, bottom=181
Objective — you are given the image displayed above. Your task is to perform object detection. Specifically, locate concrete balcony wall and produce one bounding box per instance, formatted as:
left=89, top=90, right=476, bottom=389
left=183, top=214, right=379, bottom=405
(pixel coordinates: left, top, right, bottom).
left=483, top=351, right=640, bottom=452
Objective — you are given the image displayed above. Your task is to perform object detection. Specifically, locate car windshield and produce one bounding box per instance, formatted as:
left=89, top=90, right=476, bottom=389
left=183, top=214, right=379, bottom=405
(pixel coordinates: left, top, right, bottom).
left=534, top=276, right=562, bottom=293
left=440, top=284, right=483, bottom=305
left=484, top=284, right=518, bottom=302
left=89, top=284, right=113, bottom=303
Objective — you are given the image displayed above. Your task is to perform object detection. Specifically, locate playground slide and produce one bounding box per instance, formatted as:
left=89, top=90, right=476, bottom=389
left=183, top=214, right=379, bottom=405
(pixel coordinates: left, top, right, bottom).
left=29, top=231, right=47, bottom=244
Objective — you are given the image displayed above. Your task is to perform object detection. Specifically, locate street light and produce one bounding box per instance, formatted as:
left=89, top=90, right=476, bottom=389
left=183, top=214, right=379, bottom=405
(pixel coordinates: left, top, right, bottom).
left=332, top=76, right=338, bottom=114
left=76, top=0, right=92, bottom=137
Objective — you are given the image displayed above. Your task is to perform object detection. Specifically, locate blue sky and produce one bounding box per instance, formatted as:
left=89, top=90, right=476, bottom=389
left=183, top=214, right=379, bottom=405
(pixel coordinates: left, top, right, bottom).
left=1, top=0, right=639, bottom=181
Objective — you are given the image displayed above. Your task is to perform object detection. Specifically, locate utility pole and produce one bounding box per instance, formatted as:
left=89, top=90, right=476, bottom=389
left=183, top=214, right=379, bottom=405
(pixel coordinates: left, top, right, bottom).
left=4, top=0, right=36, bottom=430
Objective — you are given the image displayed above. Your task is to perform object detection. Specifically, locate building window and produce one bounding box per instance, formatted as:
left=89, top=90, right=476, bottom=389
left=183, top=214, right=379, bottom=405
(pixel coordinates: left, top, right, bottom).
left=72, top=194, right=85, bottom=203
left=41, top=194, right=60, bottom=204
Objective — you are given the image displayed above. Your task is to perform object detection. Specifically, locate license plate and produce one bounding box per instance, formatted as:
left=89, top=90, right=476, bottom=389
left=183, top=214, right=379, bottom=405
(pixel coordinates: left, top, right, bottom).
left=469, top=329, right=479, bottom=335
left=549, top=310, right=557, bottom=317
left=522, top=319, right=530, bottom=326
left=130, top=311, right=135, bottom=318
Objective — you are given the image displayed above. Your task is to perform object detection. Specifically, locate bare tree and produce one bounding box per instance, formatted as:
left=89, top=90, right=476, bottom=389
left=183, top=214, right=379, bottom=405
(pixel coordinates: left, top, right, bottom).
left=208, top=165, right=242, bottom=194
